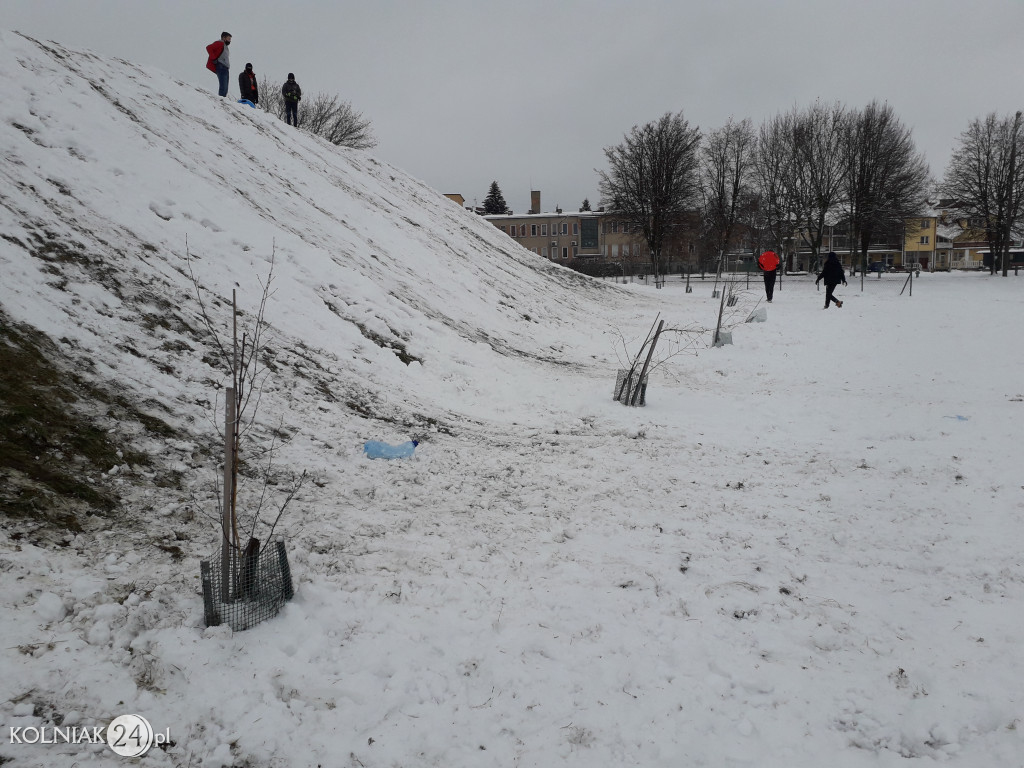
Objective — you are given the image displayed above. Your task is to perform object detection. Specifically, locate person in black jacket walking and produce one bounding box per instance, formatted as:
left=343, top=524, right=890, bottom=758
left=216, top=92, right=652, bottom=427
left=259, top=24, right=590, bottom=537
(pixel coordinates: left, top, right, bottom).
left=282, top=73, right=301, bottom=126
left=238, top=63, right=258, bottom=104
left=816, top=252, right=847, bottom=308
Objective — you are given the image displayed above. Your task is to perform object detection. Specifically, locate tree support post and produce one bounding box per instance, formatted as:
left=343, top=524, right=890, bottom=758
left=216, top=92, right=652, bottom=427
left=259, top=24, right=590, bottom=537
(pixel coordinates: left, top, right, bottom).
left=631, top=320, right=664, bottom=406
left=221, top=386, right=236, bottom=602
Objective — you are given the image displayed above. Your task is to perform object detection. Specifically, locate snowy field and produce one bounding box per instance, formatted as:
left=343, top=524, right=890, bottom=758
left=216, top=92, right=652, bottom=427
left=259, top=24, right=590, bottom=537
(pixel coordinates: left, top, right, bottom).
left=1, top=31, right=1023, bottom=768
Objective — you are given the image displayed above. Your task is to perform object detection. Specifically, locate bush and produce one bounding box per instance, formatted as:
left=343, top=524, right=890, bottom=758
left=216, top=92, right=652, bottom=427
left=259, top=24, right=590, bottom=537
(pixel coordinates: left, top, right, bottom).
left=259, top=77, right=376, bottom=149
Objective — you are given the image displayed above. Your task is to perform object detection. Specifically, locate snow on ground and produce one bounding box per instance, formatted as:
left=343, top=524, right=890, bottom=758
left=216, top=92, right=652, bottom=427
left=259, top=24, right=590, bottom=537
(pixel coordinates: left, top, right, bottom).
left=1, top=30, right=1023, bottom=768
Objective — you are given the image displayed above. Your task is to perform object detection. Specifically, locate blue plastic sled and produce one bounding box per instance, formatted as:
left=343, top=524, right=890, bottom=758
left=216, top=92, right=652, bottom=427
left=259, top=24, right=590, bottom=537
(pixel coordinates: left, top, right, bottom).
left=237, top=99, right=255, bottom=108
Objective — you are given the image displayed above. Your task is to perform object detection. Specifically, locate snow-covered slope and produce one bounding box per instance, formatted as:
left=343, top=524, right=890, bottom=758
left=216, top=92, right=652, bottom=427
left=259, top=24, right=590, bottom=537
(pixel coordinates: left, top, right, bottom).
left=2, top=31, right=1023, bottom=768
left=0, top=31, right=627, bottom=433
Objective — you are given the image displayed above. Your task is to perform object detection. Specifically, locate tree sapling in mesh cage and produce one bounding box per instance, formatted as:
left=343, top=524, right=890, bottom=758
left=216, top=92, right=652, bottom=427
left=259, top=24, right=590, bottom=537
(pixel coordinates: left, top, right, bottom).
left=613, top=314, right=706, bottom=407
left=187, top=243, right=306, bottom=631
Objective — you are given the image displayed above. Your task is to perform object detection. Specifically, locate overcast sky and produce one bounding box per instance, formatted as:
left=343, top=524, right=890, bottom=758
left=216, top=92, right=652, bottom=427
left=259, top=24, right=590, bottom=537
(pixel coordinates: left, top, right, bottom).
left=5, top=0, right=1024, bottom=215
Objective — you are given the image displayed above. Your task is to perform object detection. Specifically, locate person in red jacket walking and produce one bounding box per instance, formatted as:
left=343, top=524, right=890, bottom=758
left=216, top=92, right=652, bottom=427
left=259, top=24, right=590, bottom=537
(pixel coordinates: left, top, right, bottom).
left=205, top=32, right=232, bottom=97
left=757, top=249, right=780, bottom=302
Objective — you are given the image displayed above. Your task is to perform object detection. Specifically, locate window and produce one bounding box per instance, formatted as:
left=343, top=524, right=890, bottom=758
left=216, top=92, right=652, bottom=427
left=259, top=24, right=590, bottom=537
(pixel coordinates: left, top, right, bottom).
left=562, top=247, right=568, bottom=258
left=542, top=224, right=547, bottom=236
left=542, top=247, right=548, bottom=258
left=499, top=225, right=506, bottom=234
left=572, top=222, right=578, bottom=235
left=531, top=224, right=537, bottom=237
left=520, top=225, right=527, bottom=237
left=612, top=221, right=618, bottom=233
left=920, top=235, right=930, bottom=245
left=622, top=222, right=629, bottom=234
left=561, top=223, right=568, bottom=235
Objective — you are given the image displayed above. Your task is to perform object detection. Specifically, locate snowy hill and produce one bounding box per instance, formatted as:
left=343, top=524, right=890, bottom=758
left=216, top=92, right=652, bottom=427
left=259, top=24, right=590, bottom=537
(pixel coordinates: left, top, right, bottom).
left=2, top=31, right=1023, bottom=768
left=0, top=31, right=622, bottom=431
left=0, top=28, right=639, bottom=540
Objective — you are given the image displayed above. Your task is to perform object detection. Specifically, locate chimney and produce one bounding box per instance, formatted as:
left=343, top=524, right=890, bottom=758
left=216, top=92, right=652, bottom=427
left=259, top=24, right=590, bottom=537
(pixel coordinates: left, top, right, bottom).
left=530, top=190, right=541, bottom=215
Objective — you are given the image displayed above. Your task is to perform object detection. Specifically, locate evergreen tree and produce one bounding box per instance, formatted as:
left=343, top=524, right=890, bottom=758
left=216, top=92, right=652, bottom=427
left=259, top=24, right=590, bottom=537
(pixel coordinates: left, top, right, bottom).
left=581, top=198, right=591, bottom=211
left=483, top=181, right=508, bottom=214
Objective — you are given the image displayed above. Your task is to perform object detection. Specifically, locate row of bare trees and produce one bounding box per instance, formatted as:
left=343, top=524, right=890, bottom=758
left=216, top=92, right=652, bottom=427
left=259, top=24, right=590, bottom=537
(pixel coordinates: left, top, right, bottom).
left=600, top=101, right=1024, bottom=281
left=943, top=111, right=1024, bottom=276
left=258, top=77, right=377, bottom=150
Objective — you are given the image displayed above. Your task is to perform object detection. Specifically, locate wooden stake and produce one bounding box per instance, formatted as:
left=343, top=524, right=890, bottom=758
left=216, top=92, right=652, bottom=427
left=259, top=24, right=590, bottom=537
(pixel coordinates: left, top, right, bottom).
left=221, top=385, right=235, bottom=601
left=617, top=314, right=659, bottom=402
left=631, top=319, right=664, bottom=406
left=713, top=282, right=727, bottom=346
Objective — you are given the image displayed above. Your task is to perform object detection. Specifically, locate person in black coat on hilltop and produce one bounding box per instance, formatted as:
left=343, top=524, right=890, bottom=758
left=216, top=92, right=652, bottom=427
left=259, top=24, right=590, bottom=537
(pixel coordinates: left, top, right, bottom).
left=282, top=73, right=302, bottom=126
left=816, top=251, right=847, bottom=309
left=238, top=63, right=258, bottom=104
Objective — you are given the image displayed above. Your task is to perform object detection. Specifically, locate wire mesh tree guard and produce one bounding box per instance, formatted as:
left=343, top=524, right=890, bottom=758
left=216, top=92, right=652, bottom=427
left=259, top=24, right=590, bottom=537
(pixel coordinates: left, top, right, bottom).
left=614, top=368, right=648, bottom=406
left=201, top=538, right=294, bottom=631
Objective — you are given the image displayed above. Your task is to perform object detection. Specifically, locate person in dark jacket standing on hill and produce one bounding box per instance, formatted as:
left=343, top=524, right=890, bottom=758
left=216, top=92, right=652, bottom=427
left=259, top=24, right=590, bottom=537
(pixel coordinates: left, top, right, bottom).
left=238, top=63, right=258, bottom=105
left=282, top=73, right=301, bottom=127
left=758, top=250, right=780, bottom=302
left=816, top=251, right=848, bottom=309
left=205, top=32, right=232, bottom=97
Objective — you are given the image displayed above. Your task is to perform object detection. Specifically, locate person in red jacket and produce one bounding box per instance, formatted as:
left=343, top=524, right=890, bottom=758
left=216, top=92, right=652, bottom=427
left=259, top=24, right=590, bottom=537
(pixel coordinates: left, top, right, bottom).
left=238, top=63, right=258, bottom=105
left=205, top=32, right=232, bottom=97
left=757, top=249, right=780, bottom=302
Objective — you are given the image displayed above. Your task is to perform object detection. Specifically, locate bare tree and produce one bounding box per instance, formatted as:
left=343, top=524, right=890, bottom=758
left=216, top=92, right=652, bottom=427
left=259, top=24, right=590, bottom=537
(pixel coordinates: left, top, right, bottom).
left=754, top=111, right=799, bottom=264
left=942, top=111, right=1024, bottom=276
left=301, top=94, right=377, bottom=149
left=598, top=111, right=702, bottom=284
left=259, top=76, right=286, bottom=121
left=701, top=117, right=757, bottom=271
left=789, top=101, right=849, bottom=268
left=843, top=101, right=930, bottom=277
left=259, top=77, right=377, bottom=149
left=186, top=242, right=308, bottom=589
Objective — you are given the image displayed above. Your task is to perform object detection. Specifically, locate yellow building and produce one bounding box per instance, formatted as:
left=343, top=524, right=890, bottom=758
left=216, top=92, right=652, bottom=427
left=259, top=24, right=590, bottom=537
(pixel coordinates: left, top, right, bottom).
left=903, top=205, right=989, bottom=271
left=902, top=216, right=937, bottom=269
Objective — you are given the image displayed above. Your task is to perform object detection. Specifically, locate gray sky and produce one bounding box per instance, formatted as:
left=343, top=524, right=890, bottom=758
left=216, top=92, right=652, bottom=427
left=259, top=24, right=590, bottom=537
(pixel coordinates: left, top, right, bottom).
left=5, top=0, right=1024, bottom=215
